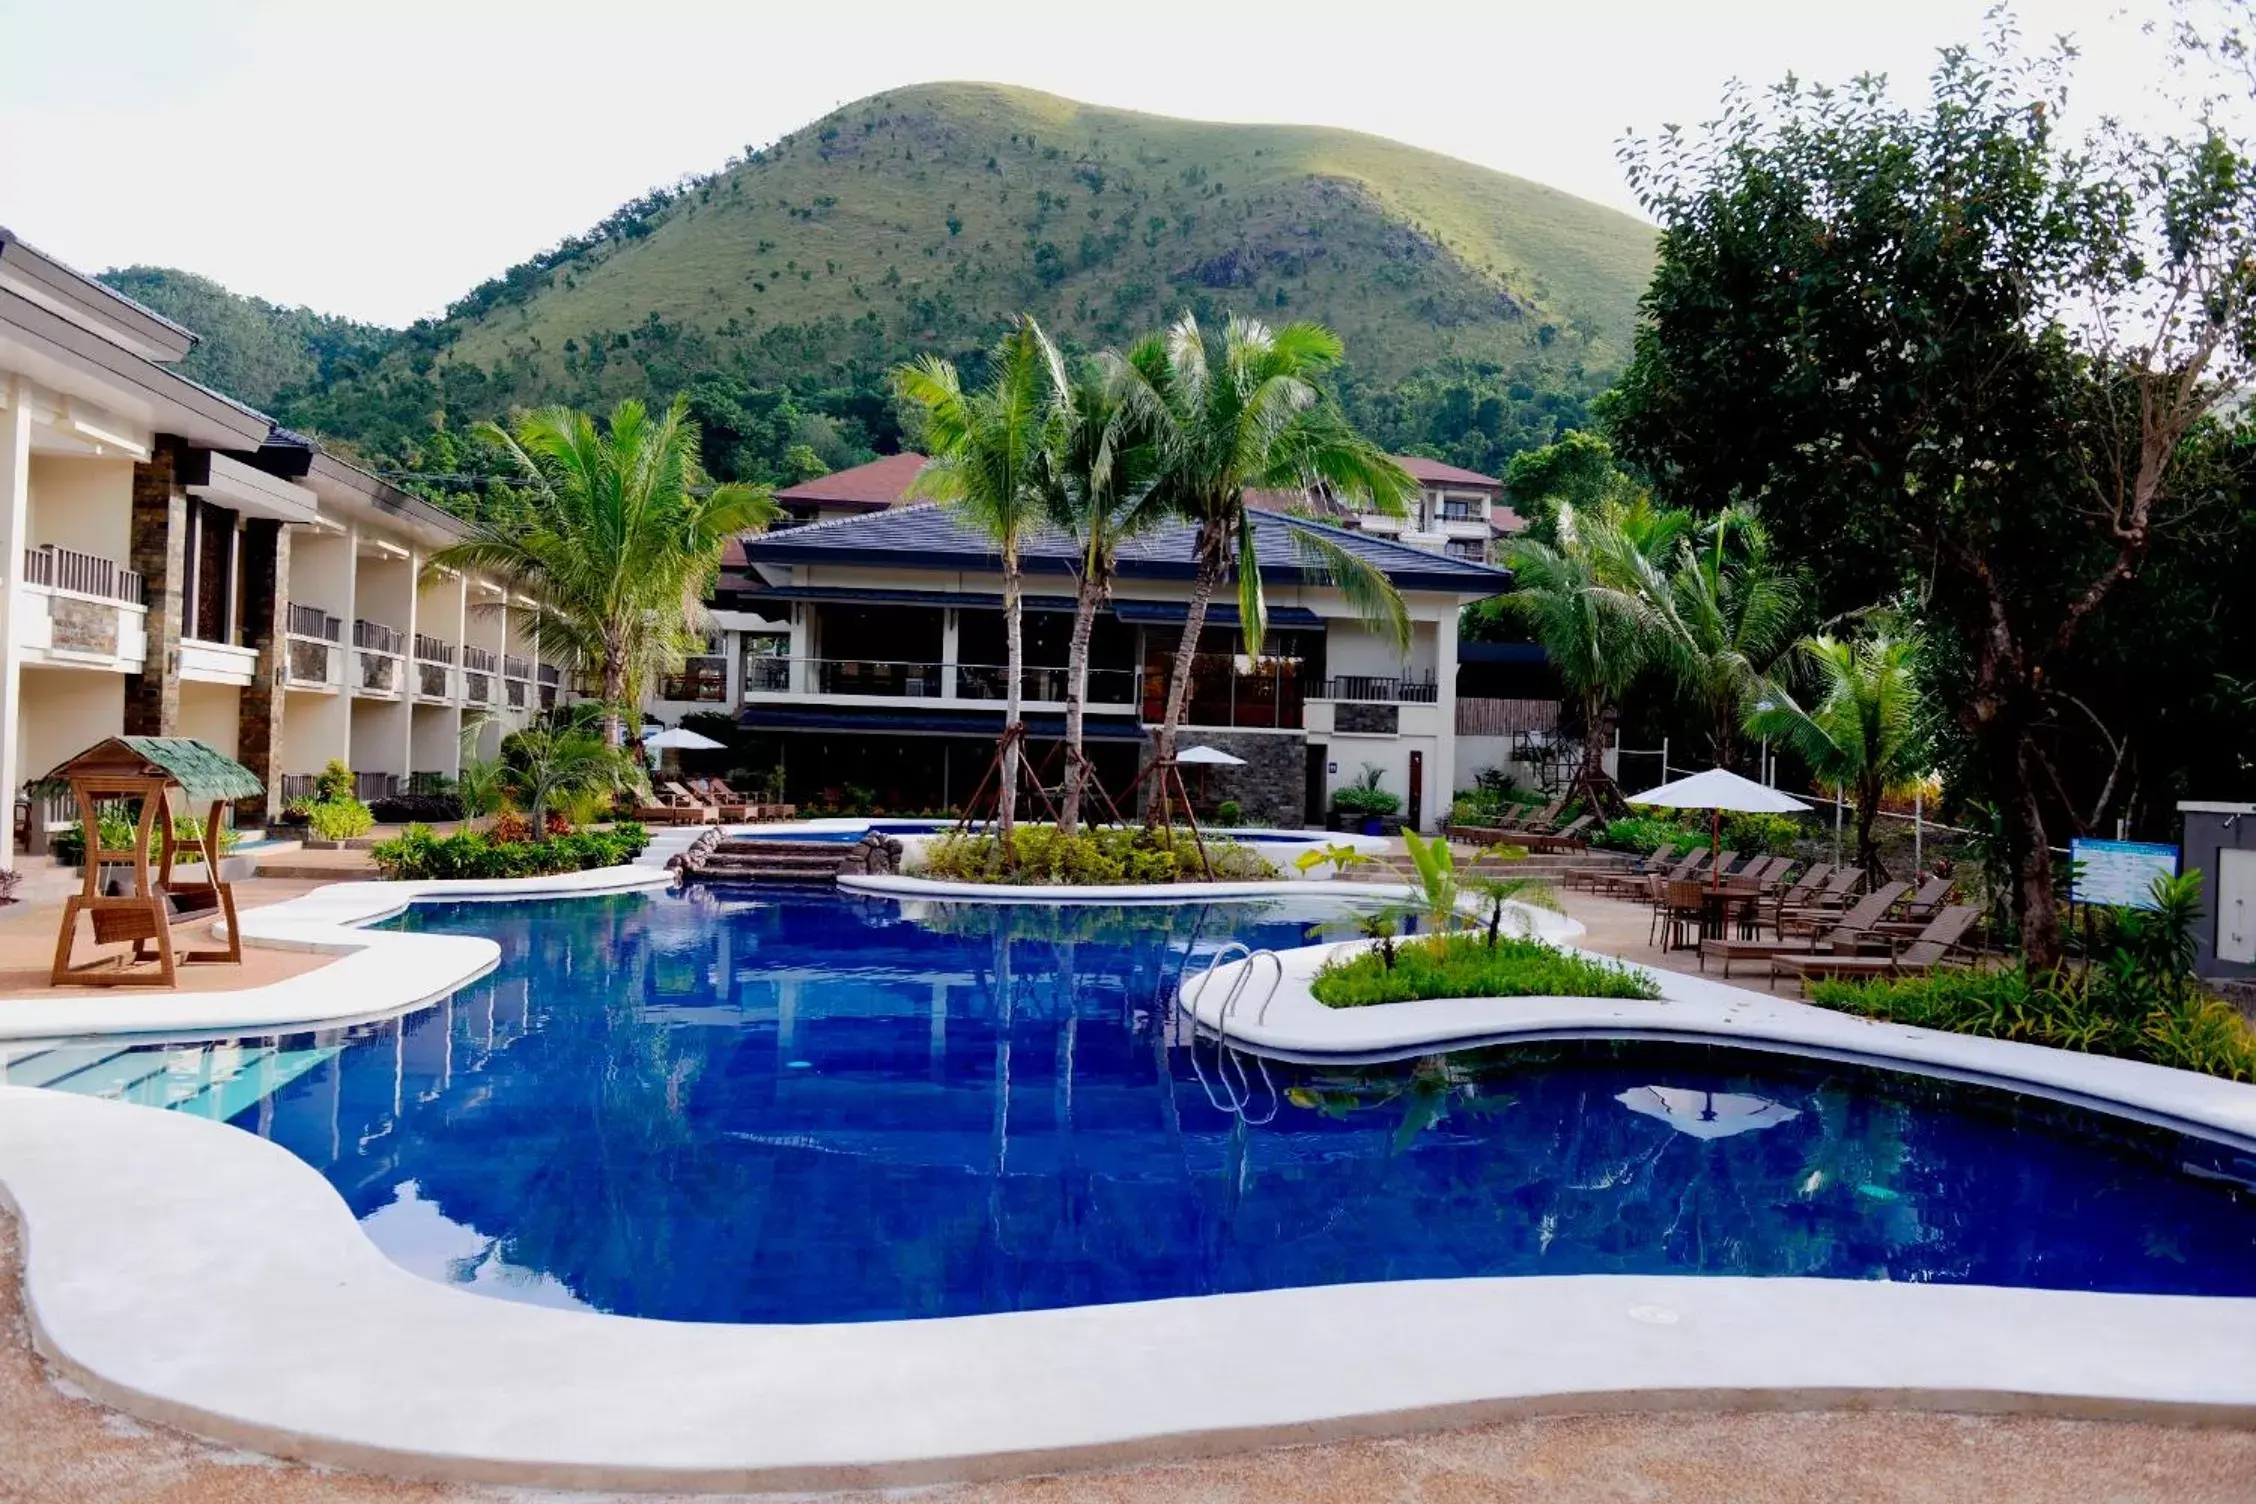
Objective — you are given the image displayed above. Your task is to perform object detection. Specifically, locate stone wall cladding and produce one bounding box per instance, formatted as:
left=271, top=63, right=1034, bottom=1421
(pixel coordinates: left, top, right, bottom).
left=288, top=638, right=333, bottom=684
left=48, top=597, right=119, bottom=656
left=236, top=519, right=288, bottom=822
left=1137, top=729, right=1306, bottom=828
left=1334, top=703, right=1400, bottom=735
left=124, top=437, right=188, bottom=737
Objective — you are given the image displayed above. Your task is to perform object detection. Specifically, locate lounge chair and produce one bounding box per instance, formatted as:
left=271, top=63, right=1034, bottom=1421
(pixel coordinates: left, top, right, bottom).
left=1771, top=906, right=1982, bottom=992
left=1778, top=868, right=1868, bottom=936
left=636, top=784, right=715, bottom=825
left=1571, top=843, right=1673, bottom=893
left=1868, top=876, right=1957, bottom=938
left=1698, top=882, right=1910, bottom=977
left=1519, top=814, right=1594, bottom=853
left=1499, top=797, right=1566, bottom=833
left=689, top=779, right=752, bottom=820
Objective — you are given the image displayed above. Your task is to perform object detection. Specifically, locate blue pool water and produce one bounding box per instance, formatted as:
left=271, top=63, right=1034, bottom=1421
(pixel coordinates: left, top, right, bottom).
left=34, top=889, right=2256, bottom=1322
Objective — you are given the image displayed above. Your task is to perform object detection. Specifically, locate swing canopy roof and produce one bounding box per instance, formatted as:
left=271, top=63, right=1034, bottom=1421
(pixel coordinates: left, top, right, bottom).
left=43, top=737, right=264, bottom=803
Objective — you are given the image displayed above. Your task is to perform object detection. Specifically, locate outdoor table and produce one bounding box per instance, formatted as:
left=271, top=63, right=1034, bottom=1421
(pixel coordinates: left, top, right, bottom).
left=1699, top=881, right=1766, bottom=941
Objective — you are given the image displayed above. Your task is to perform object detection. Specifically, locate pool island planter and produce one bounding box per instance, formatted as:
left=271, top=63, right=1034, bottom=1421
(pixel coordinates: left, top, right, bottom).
left=1183, top=927, right=2256, bottom=1146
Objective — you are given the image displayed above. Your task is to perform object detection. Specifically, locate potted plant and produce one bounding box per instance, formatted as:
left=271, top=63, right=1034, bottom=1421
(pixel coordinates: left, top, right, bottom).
left=1330, top=763, right=1402, bottom=836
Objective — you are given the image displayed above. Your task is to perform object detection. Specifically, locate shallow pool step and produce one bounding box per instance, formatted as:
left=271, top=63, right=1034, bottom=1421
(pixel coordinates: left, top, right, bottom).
left=5, top=1039, right=344, bottom=1121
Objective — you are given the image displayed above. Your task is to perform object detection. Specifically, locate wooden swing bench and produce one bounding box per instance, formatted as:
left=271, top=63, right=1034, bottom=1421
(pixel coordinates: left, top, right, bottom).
left=46, top=737, right=263, bottom=988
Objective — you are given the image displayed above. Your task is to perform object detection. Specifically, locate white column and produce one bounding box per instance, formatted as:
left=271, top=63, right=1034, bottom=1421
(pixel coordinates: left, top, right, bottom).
left=401, top=549, right=422, bottom=777
left=788, top=602, right=810, bottom=696
left=0, top=385, right=31, bottom=869
left=940, top=608, right=959, bottom=700
left=1429, top=607, right=1459, bottom=835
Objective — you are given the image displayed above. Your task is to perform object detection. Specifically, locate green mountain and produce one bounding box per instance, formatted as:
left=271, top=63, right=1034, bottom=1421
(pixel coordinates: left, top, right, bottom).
left=98, top=84, right=1656, bottom=477
left=95, top=266, right=394, bottom=412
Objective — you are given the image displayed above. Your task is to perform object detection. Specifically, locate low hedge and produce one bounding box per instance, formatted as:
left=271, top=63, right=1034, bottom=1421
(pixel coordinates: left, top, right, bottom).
left=913, top=825, right=1277, bottom=886
left=369, top=793, right=465, bottom=824
left=1808, top=964, right=2256, bottom=1082
left=370, top=821, right=649, bottom=880
left=1311, top=932, right=1661, bottom=1008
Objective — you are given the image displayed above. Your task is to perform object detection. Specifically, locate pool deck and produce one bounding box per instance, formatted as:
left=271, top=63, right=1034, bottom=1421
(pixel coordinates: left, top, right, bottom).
left=5, top=855, right=2256, bottom=1492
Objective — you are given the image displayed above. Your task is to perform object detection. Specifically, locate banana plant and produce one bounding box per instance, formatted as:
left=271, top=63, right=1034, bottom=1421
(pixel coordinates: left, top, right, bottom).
left=1292, top=841, right=1377, bottom=880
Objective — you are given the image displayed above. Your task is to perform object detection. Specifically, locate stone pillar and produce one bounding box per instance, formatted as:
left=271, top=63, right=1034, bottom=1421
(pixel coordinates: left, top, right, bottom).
left=125, top=436, right=190, bottom=738
left=0, top=385, right=31, bottom=870
left=236, top=518, right=289, bottom=823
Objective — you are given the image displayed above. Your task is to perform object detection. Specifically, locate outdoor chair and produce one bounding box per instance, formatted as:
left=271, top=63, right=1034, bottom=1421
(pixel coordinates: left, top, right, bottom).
left=1698, top=881, right=1911, bottom=977
left=1657, top=879, right=1708, bottom=951
left=1872, top=875, right=1957, bottom=935
left=1777, top=868, right=1868, bottom=935
left=1770, top=906, right=1982, bottom=993
left=689, top=779, right=752, bottom=820
left=1499, top=797, right=1565, bottom=833
left=1520, top=814, right=1594, bottom=853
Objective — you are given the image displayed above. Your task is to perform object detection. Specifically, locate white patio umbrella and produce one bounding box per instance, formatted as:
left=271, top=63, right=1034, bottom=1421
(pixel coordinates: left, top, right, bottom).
left=1627, top=767, right=1811, bottom=889
left=1174, top=745, right=1246, bottom=814
left=642, top=725, right=726, bottom=772
left=1616, top=1085, right=1801, bottom=1141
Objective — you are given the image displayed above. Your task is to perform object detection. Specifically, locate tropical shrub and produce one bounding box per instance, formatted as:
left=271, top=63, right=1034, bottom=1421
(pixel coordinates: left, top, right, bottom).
left=1331, top=763, right=1401, bottom=818
left=1312, top=932, right=1660, bottom=1007
left=1593, top=815, right=1700, bottom=856
left=51, top=809, right=240, bottom=866
left=489, top=811, right=535, bottom=844
left=314, top=759, right=354, bottom=803
left=1214, top=798, right=1245, bottom=827
left=370, top=822, right=649, bottom=880
left=1721, top=812, right=1806, bottom=855
left=912, top=825, right=1276, bottom=885
left=1808, top=876, right=2256, bottom=1081
left=304, top=798, right=374, bottom=843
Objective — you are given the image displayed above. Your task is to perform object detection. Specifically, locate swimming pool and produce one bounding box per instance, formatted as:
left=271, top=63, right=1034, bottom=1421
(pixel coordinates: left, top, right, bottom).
left=22, top=888, right=2256, bottom=1322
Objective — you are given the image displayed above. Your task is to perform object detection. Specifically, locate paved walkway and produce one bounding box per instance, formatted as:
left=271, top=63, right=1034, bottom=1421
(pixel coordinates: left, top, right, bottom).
left=0, top=874, right=345, bottom=1001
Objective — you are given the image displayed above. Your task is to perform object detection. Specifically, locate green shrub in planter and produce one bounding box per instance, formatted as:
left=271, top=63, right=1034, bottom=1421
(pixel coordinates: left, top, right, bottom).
left=369, top=821, right=648, bottom=880
left=305, top=798, right=375, bottom=843
left=1214, top=799, right=1245, bottom=826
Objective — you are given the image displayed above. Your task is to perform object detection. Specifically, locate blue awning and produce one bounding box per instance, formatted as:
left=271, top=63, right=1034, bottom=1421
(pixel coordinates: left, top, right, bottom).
left=739, top=705, right=1148, bottom=740
left=1110, top=600, right=1324, bottom=629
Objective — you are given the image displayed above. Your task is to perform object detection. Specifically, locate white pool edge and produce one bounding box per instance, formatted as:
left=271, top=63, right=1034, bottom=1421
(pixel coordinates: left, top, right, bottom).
left=0, top=863, right=674, bottom=1041
left=6, top=877, right=2256, bottom=1489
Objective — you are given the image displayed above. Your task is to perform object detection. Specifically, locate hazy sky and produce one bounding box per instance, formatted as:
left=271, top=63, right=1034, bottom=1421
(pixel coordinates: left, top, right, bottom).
left=0, top=0, right=2185, bottom=326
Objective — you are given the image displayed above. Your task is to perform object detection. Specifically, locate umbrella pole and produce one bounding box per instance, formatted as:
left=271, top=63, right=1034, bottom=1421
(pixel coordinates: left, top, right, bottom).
left=1710, top=807, right=1721, bottom=891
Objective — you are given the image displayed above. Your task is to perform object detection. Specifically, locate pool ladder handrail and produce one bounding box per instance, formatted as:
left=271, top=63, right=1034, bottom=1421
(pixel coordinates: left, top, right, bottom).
left=1181, top=944, right=1284, bottom=1124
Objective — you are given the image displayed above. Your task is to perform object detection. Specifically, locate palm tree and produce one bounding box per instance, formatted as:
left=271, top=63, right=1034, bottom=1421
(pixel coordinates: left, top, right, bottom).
left=1661, top=509, right=1805, bottom=769
left=433, top=398, right=777, bottom=746
left=1745, top=633, right=1930, bottom=882
left=499, top=722, right=620, bottom=832
left=1108, top=315, right=1416, bottom=809
left=894, top=316, right=1068, bottom=842
left=1503, top=497, right=1678, bottom=814
left=1033, top=364, right=1166, bottom=836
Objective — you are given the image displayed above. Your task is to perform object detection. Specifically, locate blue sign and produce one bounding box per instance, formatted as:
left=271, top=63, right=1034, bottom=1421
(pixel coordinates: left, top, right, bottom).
left=2070, top=838, right=2179, bottom=910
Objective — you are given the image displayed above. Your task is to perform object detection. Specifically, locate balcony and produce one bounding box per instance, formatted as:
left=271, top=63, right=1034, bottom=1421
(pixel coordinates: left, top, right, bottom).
left=413, top=633, right=456, bottom=665
left=739, top=658, right=1139, bottom=705
left=24, top=544, right=144, bottom=604
left=17, top=546, right=149, bottom=671
left=505, top=678, right=527, bottom=710
left=464, top=671, right=492, bottom=706
left=1437, top=501, right=1485, bottom=523
left=288, top=601, right=342, bottom=642
left=281, top=600, right=346, bottom=691
left=661, top=656, right=729, bottom=703
left=353, top=618, right=405, bottom=696
left=503, top=654, right=532, bottom=681
left=536, top=664, right=561, bottom=686
left=1313, top=675, right=1440, bottom=704
left=464, top=645, right=497, bottom=674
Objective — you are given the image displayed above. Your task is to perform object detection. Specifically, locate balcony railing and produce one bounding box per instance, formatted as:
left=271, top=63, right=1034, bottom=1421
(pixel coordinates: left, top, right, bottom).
left=1445, top=542, right=1488, bottom=563
left=739, top=657, right=1138, bottom=703
left=353, top=772, right=398, bottom=802
left=413, top=633, right=456, bottom=665
left=661, top=657, right=729, bottom=703
left=279, top=774, right=319, bottom=805
left=503, top=653, right=531, bottom=681
left=1138, top=662, right=1307, bottom=730
left=288, top=601, right=343, bottom=641
left=1314, top=675, right=1440, bottom=704
left=537, top=664, right=561, bottom=686
left=353, top=618, right=405, bottom=656
left=463, top=645, right=497, bottom=674
left=1438, top=501, right=1485, bottom=522
left=24, top=544, right=143, bottom=604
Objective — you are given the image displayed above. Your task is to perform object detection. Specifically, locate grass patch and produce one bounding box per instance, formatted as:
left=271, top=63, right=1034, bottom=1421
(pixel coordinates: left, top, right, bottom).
left=1311, top=932, right=1660, bottom=1008
left=1807, top=965, right=2256, bottom=1083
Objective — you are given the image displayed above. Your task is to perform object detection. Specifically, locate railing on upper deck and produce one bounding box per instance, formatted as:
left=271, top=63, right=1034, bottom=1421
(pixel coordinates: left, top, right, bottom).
left=23, top=544, right=143, bottom=604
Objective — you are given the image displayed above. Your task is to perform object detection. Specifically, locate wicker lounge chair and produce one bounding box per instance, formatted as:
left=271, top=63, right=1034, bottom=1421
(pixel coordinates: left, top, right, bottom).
left=1698, top=882, right=1910, bottom=977
left=1770, top=906, right=1982, bottom=992
left=689, top=779, right=752, bottom=820
left=1519, top=814, right=1595, bottom=853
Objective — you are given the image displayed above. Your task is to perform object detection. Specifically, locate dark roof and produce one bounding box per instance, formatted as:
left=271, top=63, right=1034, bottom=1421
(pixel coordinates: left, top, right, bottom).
left=0, top=227, right=198, bottom=359
left=1395, top=455, right=1502, bottom=489
left=734, top=503, right=1512, bottom=596
left=773, top=453, right=929, bottom=508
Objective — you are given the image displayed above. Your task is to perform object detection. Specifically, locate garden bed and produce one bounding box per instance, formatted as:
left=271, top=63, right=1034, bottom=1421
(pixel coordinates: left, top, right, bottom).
left=911, top=826, right=1277, bottom=886
left=1311, top=932, right=1660, bottom=1008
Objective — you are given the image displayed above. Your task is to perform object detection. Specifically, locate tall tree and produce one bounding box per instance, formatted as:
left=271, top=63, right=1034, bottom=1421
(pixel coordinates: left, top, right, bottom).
left=1034, top=365, right=1166, bottom=837
left=1502, top=495, right=1684, bottom=812
left=1108, top=315, right=1416, bottom=805
left=434, top=398, right=777, bottom=745
left=894, top=317, right=1069, bottom=841
left=1606, top=27, right=2256, bottom=967
left=1658, top=509, right=1807, bottom=769
left=1747, top=634, right=1931, bottom=883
